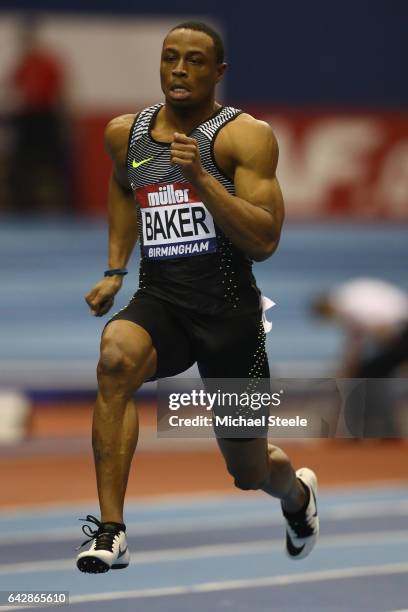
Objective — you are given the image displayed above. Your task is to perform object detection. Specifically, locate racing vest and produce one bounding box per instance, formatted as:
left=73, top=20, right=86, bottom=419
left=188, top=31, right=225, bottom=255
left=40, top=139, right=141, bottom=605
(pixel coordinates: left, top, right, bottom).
left=126, top=103, right=261, bottom=315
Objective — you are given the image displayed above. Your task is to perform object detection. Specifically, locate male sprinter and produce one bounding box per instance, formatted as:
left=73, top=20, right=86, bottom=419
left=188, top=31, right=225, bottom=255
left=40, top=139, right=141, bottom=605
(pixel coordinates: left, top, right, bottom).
left=77, top=22, right=318, bottom=573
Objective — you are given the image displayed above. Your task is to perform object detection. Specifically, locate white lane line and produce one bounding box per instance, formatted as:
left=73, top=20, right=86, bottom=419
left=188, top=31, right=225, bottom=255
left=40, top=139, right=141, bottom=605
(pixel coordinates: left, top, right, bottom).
left=0, top=514, right=276, bottom=545
left=0, top=490, right=237, bottom=517
left=0, top=482, right=406, bottom=517
left=1, top=499, right=408, bottom=546
left=327, top=499, right=408, bottom=519
left=1, top=530, right=408, bottom=576
left=2, top=561, right=408, bottom=611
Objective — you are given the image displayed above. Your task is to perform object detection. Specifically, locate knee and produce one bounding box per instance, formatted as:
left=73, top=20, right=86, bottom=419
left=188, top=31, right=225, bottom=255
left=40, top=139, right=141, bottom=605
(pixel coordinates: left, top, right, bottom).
left=229, top=465, right=268, bottom=491
left=97, top=337, right=137, bottom=380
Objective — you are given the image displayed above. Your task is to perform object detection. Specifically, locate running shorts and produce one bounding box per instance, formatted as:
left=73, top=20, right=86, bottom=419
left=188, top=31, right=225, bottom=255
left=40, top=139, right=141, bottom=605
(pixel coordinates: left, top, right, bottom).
left=106, top=290, right=269, bottom=381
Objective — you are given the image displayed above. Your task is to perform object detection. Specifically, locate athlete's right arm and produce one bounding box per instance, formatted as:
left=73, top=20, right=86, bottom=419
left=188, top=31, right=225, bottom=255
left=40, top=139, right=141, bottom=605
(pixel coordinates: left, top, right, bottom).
left=85, top=114, right=138, bottom=317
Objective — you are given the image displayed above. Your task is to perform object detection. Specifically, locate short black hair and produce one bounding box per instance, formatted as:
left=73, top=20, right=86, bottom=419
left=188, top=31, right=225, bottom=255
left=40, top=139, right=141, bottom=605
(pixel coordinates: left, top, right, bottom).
left=168, top=21, right=225, bottom=64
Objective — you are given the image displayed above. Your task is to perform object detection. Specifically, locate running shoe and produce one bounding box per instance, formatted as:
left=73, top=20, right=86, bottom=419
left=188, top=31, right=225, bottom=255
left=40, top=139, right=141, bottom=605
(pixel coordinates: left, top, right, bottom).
left=76, top=514, right=130, bottom=573
left=282, top=467, right=319, bottom=560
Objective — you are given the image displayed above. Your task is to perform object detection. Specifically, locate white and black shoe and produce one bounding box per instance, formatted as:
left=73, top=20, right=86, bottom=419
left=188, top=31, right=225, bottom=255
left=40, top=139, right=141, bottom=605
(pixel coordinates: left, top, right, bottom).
left=282, top=467, right=319, bottom=560
left=76, top=514, right=130, bottom=573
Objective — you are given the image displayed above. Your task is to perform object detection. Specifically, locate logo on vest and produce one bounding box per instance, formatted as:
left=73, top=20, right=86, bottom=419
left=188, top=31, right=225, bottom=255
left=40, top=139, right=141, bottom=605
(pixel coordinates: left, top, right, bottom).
left=147, top=185, right=190, bottom=207
left=136, top=181, right=217, bottom=260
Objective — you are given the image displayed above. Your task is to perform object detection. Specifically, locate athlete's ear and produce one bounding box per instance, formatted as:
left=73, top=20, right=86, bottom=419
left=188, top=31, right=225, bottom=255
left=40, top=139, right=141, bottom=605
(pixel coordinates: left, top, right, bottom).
left=216, top=62, right=228, bottom=83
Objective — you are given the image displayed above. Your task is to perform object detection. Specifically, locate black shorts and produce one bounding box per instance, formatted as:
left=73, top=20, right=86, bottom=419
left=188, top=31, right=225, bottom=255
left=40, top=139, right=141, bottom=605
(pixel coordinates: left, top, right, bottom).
left=107, top=290, right=269, bottom=381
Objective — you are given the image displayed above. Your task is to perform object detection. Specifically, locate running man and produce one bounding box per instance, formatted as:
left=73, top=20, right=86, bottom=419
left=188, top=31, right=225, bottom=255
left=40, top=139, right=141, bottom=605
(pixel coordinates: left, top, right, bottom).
left=77, top=21, right=319, bottom=573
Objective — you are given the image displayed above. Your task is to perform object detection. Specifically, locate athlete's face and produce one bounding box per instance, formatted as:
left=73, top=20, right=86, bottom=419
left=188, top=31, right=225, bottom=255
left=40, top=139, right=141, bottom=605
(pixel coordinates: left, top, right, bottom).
left=160, top=29, right=226, bottom=107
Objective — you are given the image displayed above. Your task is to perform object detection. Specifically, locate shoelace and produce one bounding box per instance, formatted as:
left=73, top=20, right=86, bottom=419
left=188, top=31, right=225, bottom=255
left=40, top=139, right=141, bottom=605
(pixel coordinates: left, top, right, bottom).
left=76, top=514, right=118, bottom=551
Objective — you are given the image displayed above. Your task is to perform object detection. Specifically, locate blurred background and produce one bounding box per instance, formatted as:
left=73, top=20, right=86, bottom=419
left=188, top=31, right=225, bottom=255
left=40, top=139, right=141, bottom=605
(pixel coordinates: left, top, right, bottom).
left=0, top=1, right=407, bottom=506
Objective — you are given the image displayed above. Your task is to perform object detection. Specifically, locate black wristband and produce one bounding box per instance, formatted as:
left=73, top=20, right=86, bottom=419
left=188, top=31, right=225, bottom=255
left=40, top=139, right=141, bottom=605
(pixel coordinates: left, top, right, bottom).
left=104, top=268, right=128, bottom=277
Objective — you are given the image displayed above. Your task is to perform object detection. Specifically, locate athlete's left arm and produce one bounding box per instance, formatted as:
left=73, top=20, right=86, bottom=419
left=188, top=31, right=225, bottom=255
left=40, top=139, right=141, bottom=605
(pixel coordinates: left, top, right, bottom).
left=172, top=118, right=284, bottom=261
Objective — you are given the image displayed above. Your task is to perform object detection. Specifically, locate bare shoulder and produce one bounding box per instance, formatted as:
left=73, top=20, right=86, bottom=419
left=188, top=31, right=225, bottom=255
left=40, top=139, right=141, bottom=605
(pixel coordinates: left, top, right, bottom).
left=104, top=114, right=137, bottom=163
left=218, top=113, right=278, bottom=169
left=230, top=113, right=277, bottom=149
left=230, top=112, right=274, bottom=133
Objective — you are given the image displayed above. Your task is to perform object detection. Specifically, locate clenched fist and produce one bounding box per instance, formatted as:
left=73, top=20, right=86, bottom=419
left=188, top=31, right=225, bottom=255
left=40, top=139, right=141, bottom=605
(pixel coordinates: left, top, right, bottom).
left=170, top=133, right=206, bottom=184
left=85, top=277, right=123, bottom=317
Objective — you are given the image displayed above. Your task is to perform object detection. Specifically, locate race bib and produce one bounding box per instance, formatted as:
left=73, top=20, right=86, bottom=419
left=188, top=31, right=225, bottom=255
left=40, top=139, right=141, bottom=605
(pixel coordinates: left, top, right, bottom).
left=136, top=182, right=217, bottom=260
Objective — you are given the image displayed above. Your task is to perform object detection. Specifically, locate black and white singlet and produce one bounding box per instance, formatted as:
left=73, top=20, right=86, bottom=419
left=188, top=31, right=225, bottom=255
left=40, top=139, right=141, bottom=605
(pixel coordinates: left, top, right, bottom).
left=126, top=103, right=261, bottom=316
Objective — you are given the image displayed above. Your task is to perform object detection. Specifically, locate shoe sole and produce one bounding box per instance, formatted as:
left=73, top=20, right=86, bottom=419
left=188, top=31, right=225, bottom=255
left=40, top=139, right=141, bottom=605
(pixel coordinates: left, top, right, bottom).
left=77, top=556, right=129, bottom=573
left=77, top=556, right=110, bottom=573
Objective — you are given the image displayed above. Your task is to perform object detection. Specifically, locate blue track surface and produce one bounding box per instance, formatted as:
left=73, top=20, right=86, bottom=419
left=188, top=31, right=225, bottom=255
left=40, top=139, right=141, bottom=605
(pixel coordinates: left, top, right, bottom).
left=1, top=221, right=408, bottom=389
left=1, top=486, right=408, bottom=611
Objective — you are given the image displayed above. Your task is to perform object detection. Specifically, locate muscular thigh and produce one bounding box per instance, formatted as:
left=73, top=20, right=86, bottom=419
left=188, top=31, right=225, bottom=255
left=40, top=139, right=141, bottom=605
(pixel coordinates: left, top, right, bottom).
left=191, top=310, right=270, bottom=443
left=106, top=291, right=195, bottom=380
left=194, top=309, right=270, bottom=379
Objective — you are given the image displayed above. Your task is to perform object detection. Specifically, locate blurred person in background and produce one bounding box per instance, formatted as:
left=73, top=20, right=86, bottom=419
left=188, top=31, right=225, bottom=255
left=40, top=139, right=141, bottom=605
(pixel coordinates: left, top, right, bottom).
left=4, top=15, right=72, bottom=215
left=313, top=278, right=408, bottom=437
